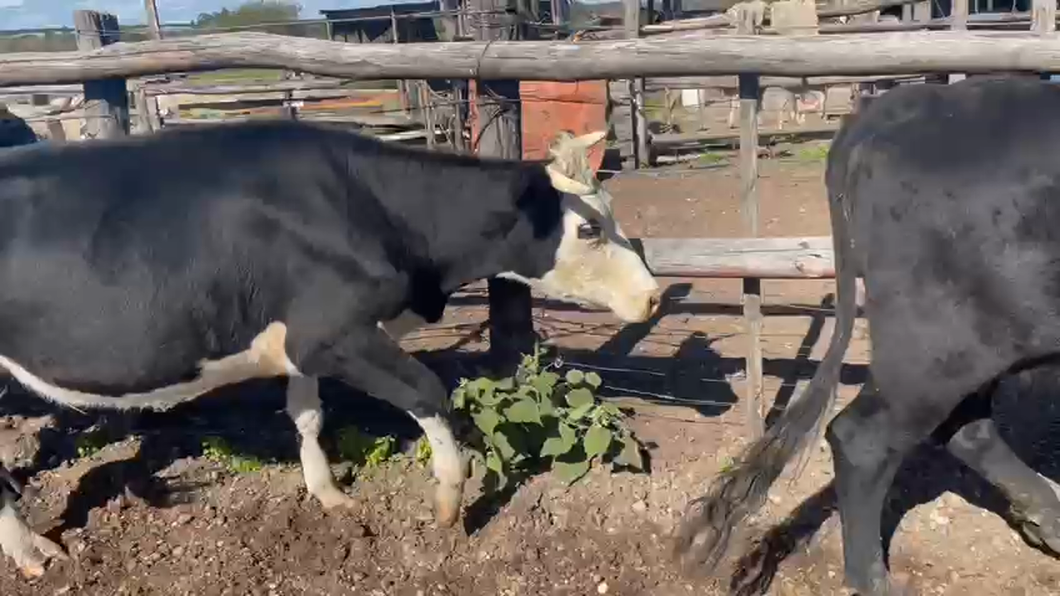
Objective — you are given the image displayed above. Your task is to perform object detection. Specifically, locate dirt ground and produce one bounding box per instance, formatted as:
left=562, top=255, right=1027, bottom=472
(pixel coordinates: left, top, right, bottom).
left=3, top=148, right=1060, bottom=596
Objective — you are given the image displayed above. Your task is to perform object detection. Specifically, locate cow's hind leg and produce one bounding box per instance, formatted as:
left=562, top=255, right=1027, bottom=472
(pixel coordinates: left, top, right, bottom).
left=826, top=372, right=981, bottom=596
left=301, top=325, right=464, bottom=527
left=286, top=375, right=355, bottom=509
left=0, top=470, right=66, bottom=577
left=936, top=380, right=1060, bottom=554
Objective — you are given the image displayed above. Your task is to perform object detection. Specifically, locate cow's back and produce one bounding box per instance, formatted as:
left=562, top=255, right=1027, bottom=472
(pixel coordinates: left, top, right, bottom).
left=0, top=124, right=360, bottom=392
left=831, top=76, right=1060, bottom=362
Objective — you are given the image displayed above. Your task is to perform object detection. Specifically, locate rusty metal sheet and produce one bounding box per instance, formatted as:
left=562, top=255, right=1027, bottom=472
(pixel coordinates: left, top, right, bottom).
left=469, top=80, right=609, bottom=174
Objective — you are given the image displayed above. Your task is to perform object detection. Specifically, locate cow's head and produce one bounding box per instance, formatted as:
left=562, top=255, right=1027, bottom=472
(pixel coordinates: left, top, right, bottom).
left=501, top=130, right=661, bottom=323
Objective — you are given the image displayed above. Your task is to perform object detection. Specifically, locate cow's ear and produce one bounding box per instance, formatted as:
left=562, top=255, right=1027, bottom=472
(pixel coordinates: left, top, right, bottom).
left=546, top=164, right=594, bottom=196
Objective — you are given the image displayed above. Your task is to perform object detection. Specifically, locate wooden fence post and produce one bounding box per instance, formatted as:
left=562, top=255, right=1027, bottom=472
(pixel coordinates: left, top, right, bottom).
left=471, top=0, right=536, bottom=372
left=624, top=0, right=650, bottom=168
left=1033, top=0, right=1055, bottom=80
left=737, top=6, right=764, bottom=439
left=135, top=0, right=164, bottom=135
left=74, top=10, right=129, bottom=140
left=420, top=82, right=437, bottom=149
left=392, top=9, right=410, bottom=116
left=948, top=0, right=968, bottom=84
left=144, top=0, right=162, bottom=38
left=440, top=0, right=468, bottom=152
left=1033, top=0, right=1057, bottom=35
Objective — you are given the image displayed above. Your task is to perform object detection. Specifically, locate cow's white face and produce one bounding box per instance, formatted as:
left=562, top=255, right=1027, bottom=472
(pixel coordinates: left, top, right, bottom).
left=501, top=131, right=661, bottom=323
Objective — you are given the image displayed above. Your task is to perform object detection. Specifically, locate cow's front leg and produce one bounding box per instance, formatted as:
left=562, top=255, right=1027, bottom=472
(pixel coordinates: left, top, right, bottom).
left=285, top=375, right=355, bottom=509
left=300, top=324, right=465, bottom=527
left=0, top=473, right=66, bottom=578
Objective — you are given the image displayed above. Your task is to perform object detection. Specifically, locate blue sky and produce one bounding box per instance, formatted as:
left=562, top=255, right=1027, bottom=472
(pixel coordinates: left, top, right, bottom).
left=0, top=0, right=427, bottom=30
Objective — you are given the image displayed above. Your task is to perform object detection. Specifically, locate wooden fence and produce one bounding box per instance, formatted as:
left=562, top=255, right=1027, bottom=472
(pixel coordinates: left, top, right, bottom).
left=2, top=1, right=1059, bottom=436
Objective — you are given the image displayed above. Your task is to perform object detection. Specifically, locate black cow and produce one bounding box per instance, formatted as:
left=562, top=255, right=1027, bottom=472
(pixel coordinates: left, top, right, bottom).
left=0, top=120, right=660, bottom=577
left=675, top=76, right=1060, bottom=595
left=0, top=108, right=37, bottom=149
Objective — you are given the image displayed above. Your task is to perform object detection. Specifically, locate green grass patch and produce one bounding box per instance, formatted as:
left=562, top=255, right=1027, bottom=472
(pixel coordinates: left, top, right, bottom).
left=201, top=436, right=265, bottom=474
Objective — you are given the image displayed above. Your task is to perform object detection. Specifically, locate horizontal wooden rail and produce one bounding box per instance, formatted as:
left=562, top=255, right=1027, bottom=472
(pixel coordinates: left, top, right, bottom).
left=645, top=74, right=925, bottom=91
left=141, top=78, right=360, bottom=96
left=653, top=124, right=842, bottom=148
left=6, top=30, right=1060, bottom=86
left=642, top=14, right=732, bottom=34
left=817, top=0, right=924, bottom=18
left=638, top=237, right=835, bottom=279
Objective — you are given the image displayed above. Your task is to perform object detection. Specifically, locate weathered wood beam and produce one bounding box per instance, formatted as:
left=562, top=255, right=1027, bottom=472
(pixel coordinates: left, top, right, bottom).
left=642, top=14, right=731, bottom=33
left=13, top=31, right=1060, bottom=85
left=640, top=237, right=835, bottom=279
left=817, top=0, right=922, bottom=18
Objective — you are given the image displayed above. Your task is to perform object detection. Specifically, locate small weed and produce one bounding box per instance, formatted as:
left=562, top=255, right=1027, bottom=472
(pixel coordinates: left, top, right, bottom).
left=74, top=430, right=108, bottom=459
left=413, top=436, right=433, bottom=469
left=718, top=456, right=737, bottom=474
left=201, top=436, right=264, bottom=474
left=795, top=142, right=830, bottom=162
left=336, top=427, right=397, bottom=469
left=452, top=345, right=647, bottom=493
left=696, top=151, right=728, bottom=166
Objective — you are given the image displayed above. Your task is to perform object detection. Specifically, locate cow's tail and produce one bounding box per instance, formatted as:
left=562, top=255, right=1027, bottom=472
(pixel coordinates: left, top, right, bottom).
left=672, top=130, right=859, bottom=572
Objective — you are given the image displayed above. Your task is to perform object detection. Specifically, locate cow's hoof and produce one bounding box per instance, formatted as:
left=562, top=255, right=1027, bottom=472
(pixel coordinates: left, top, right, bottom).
left=19, top=561, right=46, bottom=579
left=315, top=488, right=356, bottom=510
left=843, top=561, right=909, bottom=596
left=434, top=483, right=463, bottom=528
left=1, top=526, right=67, bottom=580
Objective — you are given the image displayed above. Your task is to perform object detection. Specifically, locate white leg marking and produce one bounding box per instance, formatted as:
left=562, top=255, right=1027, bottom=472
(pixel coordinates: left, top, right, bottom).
left=0, top=322, right=298, bottom=412
left=411, top=414, right=465, bottom=527
left=379, top=310, right=428, bottom=341
left=285, top=375, right=354, bottom=509
left=0, top=496, right=66, bottom=578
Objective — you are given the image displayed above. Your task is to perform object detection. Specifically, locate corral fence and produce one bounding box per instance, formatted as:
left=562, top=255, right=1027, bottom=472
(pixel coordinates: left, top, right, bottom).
left=2, top=0, right=1060, bottom=438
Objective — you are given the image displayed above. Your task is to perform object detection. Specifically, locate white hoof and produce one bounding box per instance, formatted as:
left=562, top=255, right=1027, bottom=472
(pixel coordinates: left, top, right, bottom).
left=313, top=486, right=356, bottom=510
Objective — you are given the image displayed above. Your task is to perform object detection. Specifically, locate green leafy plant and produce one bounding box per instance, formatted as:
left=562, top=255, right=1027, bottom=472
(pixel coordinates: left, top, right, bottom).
left=336, top=427, right=397, bottom=469
left=201, top=436, right=264, bottom=474
left=452, top=346, right=646, bottom=492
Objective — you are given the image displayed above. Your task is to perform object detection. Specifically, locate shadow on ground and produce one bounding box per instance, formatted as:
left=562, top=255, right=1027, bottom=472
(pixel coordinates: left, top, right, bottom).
left=724, top=364, right=1060, bottom=596
left=8, top=287, right=1057, bottom=595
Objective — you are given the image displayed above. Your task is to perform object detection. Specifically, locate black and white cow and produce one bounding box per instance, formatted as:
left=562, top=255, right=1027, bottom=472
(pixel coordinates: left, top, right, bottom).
left=0, top=120, right=660, bottom=577
left=675, top=76, right=1060, bottom=595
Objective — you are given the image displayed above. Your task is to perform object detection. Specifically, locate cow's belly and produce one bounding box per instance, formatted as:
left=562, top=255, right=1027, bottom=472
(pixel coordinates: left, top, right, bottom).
left=0, top=319, right=298, bottom=411
left=0, top=254, right=289, bottom=401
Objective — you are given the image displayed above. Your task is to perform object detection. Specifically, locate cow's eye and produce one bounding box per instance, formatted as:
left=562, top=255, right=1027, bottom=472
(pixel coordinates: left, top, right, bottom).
left=577, top=220, right=603, bottom=240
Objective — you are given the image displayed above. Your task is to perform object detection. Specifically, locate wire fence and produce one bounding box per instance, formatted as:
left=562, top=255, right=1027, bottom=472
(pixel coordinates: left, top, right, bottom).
left=384, top=280, right=866, bottom=427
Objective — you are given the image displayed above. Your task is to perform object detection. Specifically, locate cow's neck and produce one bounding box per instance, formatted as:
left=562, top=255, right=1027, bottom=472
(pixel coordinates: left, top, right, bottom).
left=434, top=214, right=552, bottom=294
left=403, top=166, right=562, bottom=294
